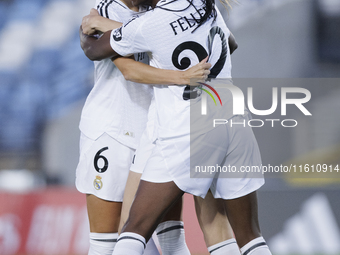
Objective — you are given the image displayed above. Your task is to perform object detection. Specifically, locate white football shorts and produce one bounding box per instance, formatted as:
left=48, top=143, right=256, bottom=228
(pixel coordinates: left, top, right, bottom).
left=130, top=130, right=156, bottom=175
left=75, top=132, right=135, bottom=202
left=140, top=114, right=265, bottom=199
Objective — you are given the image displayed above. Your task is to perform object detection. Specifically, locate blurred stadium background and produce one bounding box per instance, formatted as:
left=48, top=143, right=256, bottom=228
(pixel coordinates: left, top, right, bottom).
left=0, top=0, right=340, bottom=254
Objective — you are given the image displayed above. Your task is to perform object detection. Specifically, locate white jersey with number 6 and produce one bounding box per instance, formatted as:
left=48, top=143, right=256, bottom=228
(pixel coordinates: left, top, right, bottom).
left=79, top=0, right=152, bottom=149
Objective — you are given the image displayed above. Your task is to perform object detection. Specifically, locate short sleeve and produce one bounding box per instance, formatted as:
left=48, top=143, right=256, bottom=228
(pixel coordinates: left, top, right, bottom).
left=95, top=0, right=102, bottom=8
left=110, top=16, right=151, bottom=57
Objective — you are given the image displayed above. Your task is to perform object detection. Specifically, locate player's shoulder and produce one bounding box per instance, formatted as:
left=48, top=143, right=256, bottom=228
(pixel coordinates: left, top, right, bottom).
left=96, top=0, right=132, bottom=20
left=136, top=5, right=175, bottom=26
left=123, top=9, right=154, bottom=30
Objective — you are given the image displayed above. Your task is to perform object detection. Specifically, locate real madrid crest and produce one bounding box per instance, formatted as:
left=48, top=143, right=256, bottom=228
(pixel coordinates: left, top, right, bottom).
left=94, top=175, right=103, bottom=190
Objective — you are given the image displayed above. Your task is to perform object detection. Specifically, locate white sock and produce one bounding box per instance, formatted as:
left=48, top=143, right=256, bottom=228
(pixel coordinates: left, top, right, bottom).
left=208, top=238, right=241, bottom=255
left=144, top=237, right=160, bottom=255
left=240, top=237, right=272, bottom=255
left=112, top=232, right=146, bottom=255
left=88, top=232, right=118, bottom=255
left=155, top=221, right=190, bottom=255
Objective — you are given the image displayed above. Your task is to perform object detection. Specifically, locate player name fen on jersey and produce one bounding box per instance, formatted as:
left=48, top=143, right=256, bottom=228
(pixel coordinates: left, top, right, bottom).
left=169, top=7, right=208, bottom=35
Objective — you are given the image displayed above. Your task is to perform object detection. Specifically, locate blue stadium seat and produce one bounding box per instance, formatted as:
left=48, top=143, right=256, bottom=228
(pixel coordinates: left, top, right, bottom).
left=8, top=0, right=44, bottom=21
left=0, top=78, right=42, bottom=151
left=0, top=71, right=17, bottom=105
left=25, top=49, right=61, bottom=82
left=0, top=2, right=9, bottom=30
left=0, top=0, right=92, bottom=152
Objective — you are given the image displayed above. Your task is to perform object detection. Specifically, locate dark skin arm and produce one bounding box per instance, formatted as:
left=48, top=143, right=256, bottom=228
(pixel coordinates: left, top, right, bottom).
left=229, top=32, right=238, bottom=54
left=79, top=26, right=117, bottom=61
left=80, top=27, right=238, bottom=62
left=79, top=6, right=238, bottom=62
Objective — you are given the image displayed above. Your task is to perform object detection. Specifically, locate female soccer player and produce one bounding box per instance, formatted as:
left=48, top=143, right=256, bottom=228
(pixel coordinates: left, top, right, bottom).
left=76, top=1, right=210, bottom=255
left=80, top=0, right=273, bottom=254
left=82, top=9, right=241, bottom=255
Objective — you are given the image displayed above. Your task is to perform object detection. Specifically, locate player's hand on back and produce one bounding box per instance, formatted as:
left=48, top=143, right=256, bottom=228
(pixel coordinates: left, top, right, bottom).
left=180, top=32, right=237, bottom=86
left=182, top=56, right=211, bottom=86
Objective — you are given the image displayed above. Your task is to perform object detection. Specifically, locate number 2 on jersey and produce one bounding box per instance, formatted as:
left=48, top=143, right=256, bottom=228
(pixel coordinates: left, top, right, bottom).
left=171, top=26, right=228, bottom=100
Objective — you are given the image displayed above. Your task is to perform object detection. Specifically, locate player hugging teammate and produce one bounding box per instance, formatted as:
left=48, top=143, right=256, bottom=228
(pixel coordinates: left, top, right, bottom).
left=78, top=0, right=273, bottom=254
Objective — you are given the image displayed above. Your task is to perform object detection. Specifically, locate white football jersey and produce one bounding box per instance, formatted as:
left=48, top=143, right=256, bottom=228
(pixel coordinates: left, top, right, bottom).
left=79, top=0, right=153, bottom=148
left=110, top=0, right=233, bottom=139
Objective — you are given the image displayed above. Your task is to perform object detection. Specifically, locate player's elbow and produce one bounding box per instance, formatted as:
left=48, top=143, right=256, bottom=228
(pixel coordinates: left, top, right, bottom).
left=80, top=40, right=104, bottom=61
left=79, top=32, right=102, bottom=61
left=120, top=68, right=136, bottom=82
left=83, top=46, right=103, bottom=61
left=230, top=42, right=238, bottom=54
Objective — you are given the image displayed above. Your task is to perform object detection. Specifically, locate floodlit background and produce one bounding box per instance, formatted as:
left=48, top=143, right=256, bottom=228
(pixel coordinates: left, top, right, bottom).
left=0, top=0, right=340, bottom=254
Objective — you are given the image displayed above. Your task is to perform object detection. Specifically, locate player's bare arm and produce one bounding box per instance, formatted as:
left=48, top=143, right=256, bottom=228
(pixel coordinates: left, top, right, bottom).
left=229, top=32, right=238, bottom=54
left=79, top=26, right=118, bottom=61
left=80, top=9, right=211, bottom=85
left=114, top=56, right=211, bottom=85
left=80, top=24, right=210, bottom=85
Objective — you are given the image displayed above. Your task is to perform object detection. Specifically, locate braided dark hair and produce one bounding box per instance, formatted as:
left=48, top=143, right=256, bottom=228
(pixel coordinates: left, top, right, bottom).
left=195, top=0, right=232, bottom=29
left=154, top=0, right=231, bottom=32
left=199, top=0, right=216, bottom=26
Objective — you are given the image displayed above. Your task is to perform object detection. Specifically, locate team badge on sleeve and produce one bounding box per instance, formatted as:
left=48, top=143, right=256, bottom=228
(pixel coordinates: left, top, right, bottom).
left=93, top=175, right=103, bottom=190
left=112, top=27, right=122, bottom=41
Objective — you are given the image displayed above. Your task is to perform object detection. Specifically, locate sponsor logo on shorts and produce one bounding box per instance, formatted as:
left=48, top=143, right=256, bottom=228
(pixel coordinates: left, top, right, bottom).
left=93, top=175, right=103, bottom=190
left=112, top=27, right=122, bottom=41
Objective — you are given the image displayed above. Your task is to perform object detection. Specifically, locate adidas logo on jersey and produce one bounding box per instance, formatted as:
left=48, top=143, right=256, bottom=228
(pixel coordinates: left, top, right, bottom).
left=124, top=130, right=134, bottom=137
